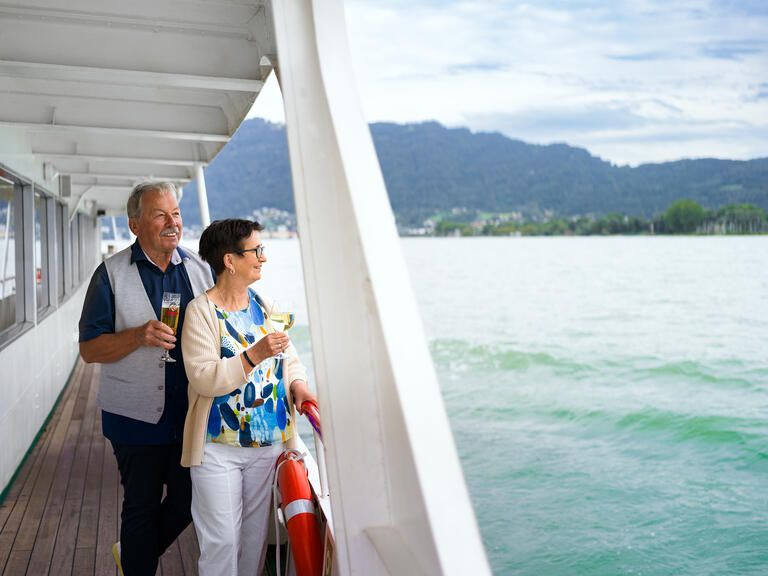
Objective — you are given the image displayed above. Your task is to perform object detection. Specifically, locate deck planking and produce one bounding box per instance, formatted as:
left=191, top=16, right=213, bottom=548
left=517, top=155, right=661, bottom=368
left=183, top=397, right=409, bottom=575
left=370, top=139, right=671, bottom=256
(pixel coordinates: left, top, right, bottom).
left=0, top=360, right=200, bottom=575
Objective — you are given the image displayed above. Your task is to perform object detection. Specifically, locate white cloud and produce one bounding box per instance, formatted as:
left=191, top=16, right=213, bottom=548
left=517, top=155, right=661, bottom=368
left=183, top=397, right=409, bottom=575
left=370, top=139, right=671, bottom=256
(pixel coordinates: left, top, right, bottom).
left=250, top=0, right=768, bottom=166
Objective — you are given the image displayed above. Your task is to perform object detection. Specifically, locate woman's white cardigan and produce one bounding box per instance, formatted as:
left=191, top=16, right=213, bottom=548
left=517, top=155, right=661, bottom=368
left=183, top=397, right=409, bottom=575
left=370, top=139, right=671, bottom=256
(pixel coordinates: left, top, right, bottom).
left=180, top=292, right=307, bottom=467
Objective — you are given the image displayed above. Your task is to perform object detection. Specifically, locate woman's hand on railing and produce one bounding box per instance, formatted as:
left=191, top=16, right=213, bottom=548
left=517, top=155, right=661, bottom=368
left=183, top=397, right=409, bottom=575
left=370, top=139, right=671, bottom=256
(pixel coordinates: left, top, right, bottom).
left=290, top=379, right=315, bottom=412
left=290, top=379, right=321, bottom=438
left=301, top=400, right=322, bottom=440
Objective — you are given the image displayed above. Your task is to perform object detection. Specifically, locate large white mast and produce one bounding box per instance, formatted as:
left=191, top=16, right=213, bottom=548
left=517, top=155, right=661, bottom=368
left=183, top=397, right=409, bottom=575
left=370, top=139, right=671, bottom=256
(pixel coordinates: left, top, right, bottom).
left=271, top=1, right=490, bottom=574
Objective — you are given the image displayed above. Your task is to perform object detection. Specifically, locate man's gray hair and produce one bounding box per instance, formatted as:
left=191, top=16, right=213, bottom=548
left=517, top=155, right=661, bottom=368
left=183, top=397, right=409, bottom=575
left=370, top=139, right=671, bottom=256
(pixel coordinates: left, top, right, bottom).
left=126, top=181, right=178, bottom=219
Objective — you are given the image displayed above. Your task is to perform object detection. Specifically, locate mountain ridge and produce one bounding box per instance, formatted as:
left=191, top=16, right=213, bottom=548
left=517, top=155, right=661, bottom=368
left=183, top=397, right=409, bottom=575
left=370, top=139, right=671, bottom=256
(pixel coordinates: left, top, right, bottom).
left=179, top=118, right=768, bottom=227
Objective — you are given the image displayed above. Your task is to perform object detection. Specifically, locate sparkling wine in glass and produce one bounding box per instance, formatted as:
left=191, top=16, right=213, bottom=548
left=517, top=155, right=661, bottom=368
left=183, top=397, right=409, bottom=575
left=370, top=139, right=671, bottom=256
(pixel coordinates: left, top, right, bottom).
left=269, top=301, right=295, bottom=360
left=159, top=292, right=181, bottom=363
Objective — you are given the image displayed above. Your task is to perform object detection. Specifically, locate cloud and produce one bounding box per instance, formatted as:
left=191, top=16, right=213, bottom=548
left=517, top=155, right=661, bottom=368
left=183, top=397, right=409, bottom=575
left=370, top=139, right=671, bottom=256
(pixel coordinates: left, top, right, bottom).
left=469, top=108, right=768, bottom=165
left=714, top=0, right=768, bottom=18
left=446, top=62, right=507, bottom=74
left=607, top=51, right=671, bottom=62
left=472, top=105, right=649, bottom=136
left=249, top=0, right=768, bottom=165
left=700, top=41, right=765, bottom=60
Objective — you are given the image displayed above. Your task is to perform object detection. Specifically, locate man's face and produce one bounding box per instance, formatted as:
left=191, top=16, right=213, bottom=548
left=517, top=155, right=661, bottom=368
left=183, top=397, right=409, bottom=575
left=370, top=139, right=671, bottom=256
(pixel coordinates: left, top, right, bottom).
left=129, top=189, right=182, bottom=256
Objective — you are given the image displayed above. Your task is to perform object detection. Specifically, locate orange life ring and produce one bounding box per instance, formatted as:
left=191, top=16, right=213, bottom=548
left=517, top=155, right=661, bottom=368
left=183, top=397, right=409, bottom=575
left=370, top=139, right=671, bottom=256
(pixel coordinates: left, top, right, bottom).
left=276, top=451, right=324, bottom=576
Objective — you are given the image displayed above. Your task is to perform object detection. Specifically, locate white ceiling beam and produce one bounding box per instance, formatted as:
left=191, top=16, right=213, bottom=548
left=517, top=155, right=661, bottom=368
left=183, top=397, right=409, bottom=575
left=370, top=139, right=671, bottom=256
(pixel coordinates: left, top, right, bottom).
left=0, top=60, right=264, bottom=93
left=33, top=152, right=205, bottom=168
left=81, top=185, right=141, bottom=192
left=0, top=120, right=229, bottom=142
left=0, top=5, right=255, bottom=40
left=66, top=171, right=191, bottom=183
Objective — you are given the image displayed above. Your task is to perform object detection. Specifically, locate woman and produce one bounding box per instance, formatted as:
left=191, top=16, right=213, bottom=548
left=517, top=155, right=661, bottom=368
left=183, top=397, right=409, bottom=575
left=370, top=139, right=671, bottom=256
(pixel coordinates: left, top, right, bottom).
left=181, top=218, right=316, bottom=575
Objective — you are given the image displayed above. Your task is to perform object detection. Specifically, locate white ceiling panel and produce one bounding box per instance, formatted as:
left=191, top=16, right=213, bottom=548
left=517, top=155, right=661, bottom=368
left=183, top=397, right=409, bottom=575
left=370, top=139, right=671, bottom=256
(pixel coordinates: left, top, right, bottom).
left=0, top=0, right=273, bottom=213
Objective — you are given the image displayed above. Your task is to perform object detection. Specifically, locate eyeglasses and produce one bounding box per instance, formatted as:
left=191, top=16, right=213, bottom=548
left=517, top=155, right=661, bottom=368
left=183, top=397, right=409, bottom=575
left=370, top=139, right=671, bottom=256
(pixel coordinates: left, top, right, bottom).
left=235, top=244, right=265, bottom=258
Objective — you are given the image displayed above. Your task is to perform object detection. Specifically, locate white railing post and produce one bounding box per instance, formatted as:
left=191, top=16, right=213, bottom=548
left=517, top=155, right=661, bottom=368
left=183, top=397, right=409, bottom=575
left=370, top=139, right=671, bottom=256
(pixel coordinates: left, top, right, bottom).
left=313, top=432, right=330, bottom=499
left=195, top=164, right=211, bottom=228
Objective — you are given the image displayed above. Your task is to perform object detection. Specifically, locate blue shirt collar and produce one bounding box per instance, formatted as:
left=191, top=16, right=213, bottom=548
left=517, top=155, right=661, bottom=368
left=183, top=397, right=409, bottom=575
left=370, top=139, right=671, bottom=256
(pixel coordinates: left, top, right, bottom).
left=130, top=240, right=186, bottom=267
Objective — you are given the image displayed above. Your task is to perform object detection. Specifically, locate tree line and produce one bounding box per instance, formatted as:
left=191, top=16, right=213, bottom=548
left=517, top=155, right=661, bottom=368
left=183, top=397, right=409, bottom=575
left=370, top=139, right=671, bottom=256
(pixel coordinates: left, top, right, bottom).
left=432, top=201, right=768, bottom=237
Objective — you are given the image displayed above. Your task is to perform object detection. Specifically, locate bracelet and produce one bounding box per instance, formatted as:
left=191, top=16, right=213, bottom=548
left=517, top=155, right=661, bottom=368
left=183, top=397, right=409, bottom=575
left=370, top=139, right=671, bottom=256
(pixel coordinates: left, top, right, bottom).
left=243, top=348, right=256, bottom=369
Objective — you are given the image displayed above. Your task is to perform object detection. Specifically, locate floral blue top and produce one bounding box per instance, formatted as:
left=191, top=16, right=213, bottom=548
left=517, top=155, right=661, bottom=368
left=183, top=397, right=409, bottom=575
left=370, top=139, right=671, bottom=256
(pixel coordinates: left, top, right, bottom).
left=206, top=289, right=293, bottom=447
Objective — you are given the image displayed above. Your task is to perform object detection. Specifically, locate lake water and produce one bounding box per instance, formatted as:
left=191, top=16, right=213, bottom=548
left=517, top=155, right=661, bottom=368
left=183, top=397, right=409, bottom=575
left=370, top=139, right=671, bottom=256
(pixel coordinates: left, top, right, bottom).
left=189, top=235, right=768, bottom=574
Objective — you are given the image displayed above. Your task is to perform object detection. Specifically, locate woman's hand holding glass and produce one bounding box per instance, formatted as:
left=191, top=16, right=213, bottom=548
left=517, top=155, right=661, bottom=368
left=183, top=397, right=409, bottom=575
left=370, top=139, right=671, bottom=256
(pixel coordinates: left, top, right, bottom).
left=268, top=300, right=295, bottom=359
left=245, top=332, right=291, bottom=366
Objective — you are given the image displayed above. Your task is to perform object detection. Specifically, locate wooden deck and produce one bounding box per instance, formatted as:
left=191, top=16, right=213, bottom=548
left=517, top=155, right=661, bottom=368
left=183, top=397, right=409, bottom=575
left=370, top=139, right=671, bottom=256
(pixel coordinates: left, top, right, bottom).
left=0, top=360, right=200, bottom=575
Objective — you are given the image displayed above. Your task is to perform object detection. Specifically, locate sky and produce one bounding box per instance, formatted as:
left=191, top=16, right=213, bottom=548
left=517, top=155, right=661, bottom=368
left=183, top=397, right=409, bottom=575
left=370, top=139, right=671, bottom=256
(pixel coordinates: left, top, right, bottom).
left=249, top=0, right=768, bottom=167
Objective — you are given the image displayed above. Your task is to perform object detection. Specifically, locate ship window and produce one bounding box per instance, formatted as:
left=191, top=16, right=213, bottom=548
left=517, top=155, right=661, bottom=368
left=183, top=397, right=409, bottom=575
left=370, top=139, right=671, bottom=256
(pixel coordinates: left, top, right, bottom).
left=70, top=214, right=79, bottom=288
left=0, top=177, right=16, bottom=333
left=72, top=212, right=97, bottom=285
left=34, top=192, right=49, bottom=310
left=56, top=203, right=65, bottom=301
left=79, top=213, right=91, bottom=283
left=79, top=213, right=85, bottom=282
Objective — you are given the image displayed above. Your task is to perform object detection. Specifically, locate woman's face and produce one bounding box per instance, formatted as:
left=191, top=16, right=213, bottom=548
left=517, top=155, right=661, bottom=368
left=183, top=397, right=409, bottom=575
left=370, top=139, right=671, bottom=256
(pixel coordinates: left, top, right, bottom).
left=231, top=230, right=266, bottom=284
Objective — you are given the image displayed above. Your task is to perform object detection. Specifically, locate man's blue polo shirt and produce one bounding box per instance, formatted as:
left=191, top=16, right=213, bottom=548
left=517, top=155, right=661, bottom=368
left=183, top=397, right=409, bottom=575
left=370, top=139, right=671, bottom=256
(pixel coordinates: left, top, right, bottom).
left=79, top=242, right=207, bottom=445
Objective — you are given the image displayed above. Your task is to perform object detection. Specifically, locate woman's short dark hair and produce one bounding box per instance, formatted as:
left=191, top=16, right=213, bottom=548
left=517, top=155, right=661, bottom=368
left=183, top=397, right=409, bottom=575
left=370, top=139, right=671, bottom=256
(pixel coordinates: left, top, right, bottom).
left=198, top=219, right=264, bottom=274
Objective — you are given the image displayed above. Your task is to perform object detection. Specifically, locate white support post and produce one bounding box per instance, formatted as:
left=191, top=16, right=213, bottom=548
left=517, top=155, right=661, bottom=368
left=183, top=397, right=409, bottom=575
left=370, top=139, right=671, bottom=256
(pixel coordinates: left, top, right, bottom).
left=195, top=164, right=211, bottom=228
left=313, top=433, right=329, bottom=499
left=271, top=1, right=490, bottom=575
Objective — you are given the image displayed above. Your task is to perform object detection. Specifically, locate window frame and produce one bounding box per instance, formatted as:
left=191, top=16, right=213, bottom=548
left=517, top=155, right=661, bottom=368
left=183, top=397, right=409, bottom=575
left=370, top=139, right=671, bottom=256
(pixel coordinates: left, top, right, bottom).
left=55, top=201, right=65, bottom=303
left=0, top=174, right=20, bottom=341
left=34, top=189, right=51, bottom=314
left=0, top=161, right=98, bottom=350
left=70, top=211, right=79, bottom=289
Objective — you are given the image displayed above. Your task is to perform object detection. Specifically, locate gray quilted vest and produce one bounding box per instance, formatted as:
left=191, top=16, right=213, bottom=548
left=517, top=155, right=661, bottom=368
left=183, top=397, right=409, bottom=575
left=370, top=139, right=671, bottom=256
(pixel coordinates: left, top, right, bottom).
left=98, top=245, right=213, bottom=423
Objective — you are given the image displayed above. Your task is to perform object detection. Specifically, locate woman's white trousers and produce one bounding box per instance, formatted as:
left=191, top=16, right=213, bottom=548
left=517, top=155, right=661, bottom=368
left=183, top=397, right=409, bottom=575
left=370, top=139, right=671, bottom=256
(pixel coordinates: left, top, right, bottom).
left=191, top=442, right=282, bottom=576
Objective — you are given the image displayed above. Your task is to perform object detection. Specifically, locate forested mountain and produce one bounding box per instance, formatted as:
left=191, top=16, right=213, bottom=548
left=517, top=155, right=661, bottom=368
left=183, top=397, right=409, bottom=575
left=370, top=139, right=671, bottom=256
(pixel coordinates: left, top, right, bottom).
left=179, top=118, right=768, bottom=227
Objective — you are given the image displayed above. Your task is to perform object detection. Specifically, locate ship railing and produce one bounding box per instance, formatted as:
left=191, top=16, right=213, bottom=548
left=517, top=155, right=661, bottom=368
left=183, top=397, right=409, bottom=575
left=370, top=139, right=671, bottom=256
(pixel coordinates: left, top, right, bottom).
left=290, top=423, right=334, bottom=539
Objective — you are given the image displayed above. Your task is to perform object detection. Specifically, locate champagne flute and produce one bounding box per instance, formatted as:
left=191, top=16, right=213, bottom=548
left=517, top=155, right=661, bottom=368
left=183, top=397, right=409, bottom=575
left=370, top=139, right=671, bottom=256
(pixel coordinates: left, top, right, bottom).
left=159, top=292, right=181, bottom=363
left=268, top=300, right=295, bottom=360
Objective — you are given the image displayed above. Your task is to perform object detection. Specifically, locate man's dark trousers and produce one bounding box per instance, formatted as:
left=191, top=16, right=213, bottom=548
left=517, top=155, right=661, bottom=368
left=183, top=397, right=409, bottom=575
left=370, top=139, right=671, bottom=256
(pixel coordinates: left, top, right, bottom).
left=111, top=442, right=191, bottom=575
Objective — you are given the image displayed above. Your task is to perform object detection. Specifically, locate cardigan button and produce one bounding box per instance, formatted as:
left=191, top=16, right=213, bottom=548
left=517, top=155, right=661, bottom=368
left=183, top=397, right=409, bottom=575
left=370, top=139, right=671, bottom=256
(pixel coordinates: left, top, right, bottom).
left=158, top=385, right=164, bottom=390
left=156, top=407, right=162, bottom=412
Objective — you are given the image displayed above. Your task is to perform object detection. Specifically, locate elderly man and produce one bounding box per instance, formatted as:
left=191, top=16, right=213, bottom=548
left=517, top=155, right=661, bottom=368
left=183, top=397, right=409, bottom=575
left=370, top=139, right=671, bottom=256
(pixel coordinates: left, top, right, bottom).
left=79, top=182, right=214, bottom=575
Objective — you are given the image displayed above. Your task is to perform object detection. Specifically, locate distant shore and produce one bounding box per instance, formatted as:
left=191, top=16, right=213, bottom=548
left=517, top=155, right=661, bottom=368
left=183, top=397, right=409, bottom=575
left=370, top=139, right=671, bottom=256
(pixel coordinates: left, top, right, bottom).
left=403, top=200, right=767, bottom=238
left=98, top=200, right=767, bottom=242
